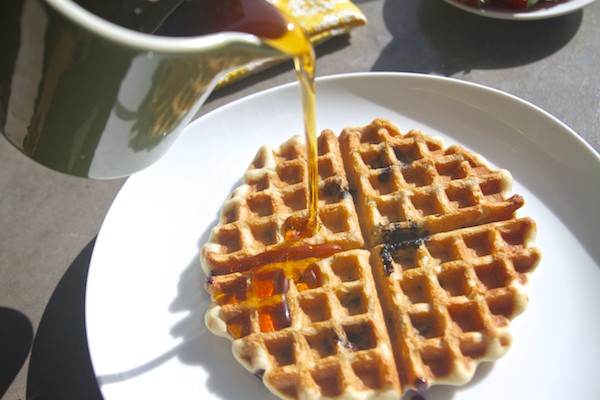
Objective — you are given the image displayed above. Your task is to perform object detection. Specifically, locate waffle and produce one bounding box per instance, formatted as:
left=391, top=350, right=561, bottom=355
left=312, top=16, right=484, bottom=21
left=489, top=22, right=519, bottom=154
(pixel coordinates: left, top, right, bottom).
left=202, top=119, right=540, bottom=399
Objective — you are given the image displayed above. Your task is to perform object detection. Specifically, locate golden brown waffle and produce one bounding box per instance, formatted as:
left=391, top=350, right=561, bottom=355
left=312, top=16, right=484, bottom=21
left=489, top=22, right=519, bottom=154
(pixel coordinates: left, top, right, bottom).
left=202, top=130, right=364, bottom=277
left=205, top=250, right=402, bottom=398
left=201, top=119, right=540, bottom=399
left=339, top=119, right=524, bottom=247
left=370, top=217, right=540, bottom=392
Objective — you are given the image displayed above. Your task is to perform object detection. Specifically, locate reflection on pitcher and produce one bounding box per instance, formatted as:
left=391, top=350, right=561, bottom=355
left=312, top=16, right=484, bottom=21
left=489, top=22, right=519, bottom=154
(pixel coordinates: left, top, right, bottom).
left=0, top=0, right=301, bottom=178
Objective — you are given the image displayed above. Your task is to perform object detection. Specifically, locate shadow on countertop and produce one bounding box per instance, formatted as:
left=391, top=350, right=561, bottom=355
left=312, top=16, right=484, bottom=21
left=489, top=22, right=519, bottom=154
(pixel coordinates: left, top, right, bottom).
left=26, top=238, right=102, bottom=400
left=373, top=0, right=582, bottom=74
left=0, top=307, right=33, bottom=398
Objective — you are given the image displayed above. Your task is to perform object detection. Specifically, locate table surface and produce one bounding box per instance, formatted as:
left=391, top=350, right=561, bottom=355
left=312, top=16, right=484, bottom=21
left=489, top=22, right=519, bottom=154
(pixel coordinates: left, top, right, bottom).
left=1, top=1, right=599, bottom=399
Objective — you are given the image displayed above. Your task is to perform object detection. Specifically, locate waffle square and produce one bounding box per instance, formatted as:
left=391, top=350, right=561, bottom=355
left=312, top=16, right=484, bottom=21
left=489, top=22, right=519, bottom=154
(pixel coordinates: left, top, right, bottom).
left=206, top=250, right=401, bottom=398
left=370, top=217, right=540, bottom=392
left=339, top=119, right=524, bottom=247
left=201, top=119, right=541, bottom=399
left=202, top=130, right=364, bottom=276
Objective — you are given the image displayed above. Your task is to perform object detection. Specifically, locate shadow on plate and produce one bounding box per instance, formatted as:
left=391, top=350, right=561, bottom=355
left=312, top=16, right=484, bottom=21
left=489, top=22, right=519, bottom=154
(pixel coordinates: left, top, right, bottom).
left=165, top=183, right=282, bottom=399
left=372, top=0, right=582, bottom=75
left=26, top=239, right=103, bottom=400
left=92, top=178, right=278, bottom=399
left=0, top=307, right=33, bottom=398
left=93, top=219, right=279, bottom=399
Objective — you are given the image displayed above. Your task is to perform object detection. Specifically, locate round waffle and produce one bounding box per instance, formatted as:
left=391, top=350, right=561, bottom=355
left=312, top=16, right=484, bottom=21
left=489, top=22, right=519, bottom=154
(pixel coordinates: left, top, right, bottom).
left=202, top=119, right=540, bottom=399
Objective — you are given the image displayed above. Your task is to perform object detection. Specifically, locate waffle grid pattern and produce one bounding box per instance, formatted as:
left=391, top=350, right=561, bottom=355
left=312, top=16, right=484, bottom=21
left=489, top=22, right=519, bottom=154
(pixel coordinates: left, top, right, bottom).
left=202, top=131, right=364, bottom=275
left=339, top=121, right=523, bottom=246
left=202, top=119, right=541, bottom=399
left=371, top=217, right=540, bottom=390
left=206, top=250, right=401, bottom=398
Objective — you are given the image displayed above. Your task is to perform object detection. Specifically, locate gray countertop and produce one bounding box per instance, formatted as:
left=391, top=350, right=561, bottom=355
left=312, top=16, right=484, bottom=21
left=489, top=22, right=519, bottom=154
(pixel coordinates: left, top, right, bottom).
left=1, top=1, right=599, bottom=399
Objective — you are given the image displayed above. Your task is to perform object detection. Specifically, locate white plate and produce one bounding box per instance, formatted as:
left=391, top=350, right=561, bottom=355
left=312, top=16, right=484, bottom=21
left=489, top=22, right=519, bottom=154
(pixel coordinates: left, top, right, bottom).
left=443, top=0, right=597, bottom=19
left=86, top=72, right=600, bottom=400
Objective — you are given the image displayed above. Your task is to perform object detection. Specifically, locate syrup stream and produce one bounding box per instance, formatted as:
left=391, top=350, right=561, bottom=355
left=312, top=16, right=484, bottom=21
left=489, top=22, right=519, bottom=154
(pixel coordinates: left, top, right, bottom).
left=263, top=15, right=319, bottom=238
left=202, top=2, right=325, bottom=335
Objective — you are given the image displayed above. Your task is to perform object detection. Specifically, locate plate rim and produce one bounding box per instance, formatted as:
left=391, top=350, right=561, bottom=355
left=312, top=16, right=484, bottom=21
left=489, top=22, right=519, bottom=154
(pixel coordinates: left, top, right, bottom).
left=442, top=0, right=598, bottom=20
left=194, top=71, right=598, bottom=161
